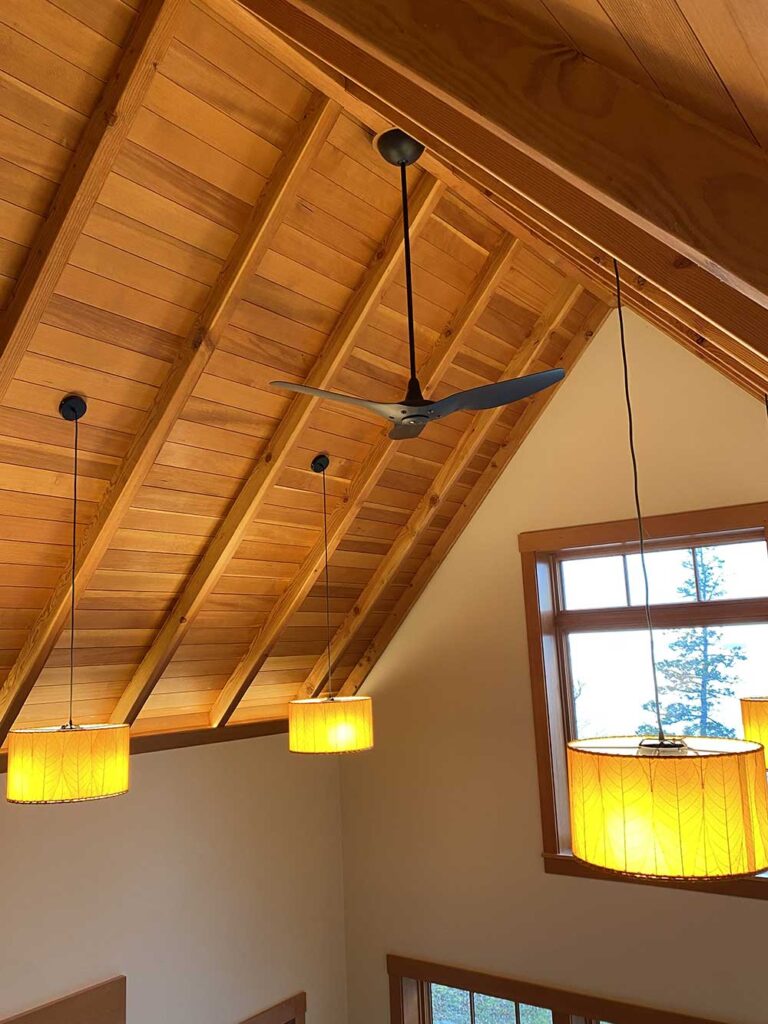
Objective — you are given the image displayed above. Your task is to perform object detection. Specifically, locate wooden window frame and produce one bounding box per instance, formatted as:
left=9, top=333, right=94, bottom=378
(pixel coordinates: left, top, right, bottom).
left=519, top=500, right=768, bottom=901
left=388, top=955, right=728, bottom=1024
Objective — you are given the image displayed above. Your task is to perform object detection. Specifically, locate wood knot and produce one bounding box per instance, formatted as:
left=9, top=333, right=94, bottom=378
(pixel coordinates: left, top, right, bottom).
left=635, top=275, right=646, bottom=288
left=429, top=493, right=439, bottom=508
left=179, top=616, right=187, bottom=624
left=695, top=335, right=706, bottom=347
left=673, top=255, right=694, bottom=270
left=105, top=110, right=118, bottom=127
left=353, top=605, right=361, bottom=617
left=264, top=452, right=272, bottom=463
left=593, top=254, right=603, bottom=265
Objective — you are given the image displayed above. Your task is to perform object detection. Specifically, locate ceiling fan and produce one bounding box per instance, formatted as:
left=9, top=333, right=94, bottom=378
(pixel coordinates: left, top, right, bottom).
left=271, top=129, right=564, bottom=440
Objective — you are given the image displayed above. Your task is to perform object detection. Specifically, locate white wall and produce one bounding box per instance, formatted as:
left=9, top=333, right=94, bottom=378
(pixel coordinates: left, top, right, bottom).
left=340, top=312, right=768, bottom=1024
left=0, top=734, right=347, bottom=1024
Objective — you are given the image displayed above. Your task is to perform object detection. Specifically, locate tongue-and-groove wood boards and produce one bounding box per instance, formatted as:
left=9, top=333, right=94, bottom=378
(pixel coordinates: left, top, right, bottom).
left=11, top=0, right=757, bottom=748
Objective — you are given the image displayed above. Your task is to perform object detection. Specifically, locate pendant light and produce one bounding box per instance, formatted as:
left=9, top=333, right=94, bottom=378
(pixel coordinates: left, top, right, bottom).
left=288, top=454, right=373, bottom=754
left=566, top=263, right=768, bottom=878
left=741, top=697, right=768, bottom=770
left=739, top=397, right=768, bottom=769
left=6, top=395, right=130, bottom=803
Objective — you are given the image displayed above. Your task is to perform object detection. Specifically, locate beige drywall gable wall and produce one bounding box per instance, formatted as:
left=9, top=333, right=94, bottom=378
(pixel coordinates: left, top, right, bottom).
left=340, top=310, right=768, bottom=1024
left=0, top=735, right=347, bottom=1024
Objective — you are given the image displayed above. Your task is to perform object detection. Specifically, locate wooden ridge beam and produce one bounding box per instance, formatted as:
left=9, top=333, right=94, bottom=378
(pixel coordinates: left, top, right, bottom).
left=247, top=13, right=768, bottom=399
left=298, top=280, right=584, bottom=699
left=0, top=93, right=339, bottom=744
left=0, top=0, right=184, bottom=401
left=230, top=0, right=768, bottom=368
left=339, top=300, right=612, bottom=697
left=238, top=0, right=768, bottom=310
left=110, top=172, right=444, bottom=726
left=209, top=233, right=517, bottom=727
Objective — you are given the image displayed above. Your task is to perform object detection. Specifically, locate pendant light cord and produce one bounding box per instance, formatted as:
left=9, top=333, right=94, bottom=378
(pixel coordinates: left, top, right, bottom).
left=399, top=162, right=419, bottom=395
left=320, top=463, right=333, bottom=701
left=614, top=259, right=665, bottom=743
left=68, top=415, right=79, bottom=729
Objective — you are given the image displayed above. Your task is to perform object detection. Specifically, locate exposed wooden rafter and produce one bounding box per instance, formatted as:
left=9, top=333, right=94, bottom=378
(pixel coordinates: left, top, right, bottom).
left=0, top=93, right=339, bottom=744
left=294, top=280, right=584, bottom=698
left=209, top=233, right=519, bottom=726
left=0, top=0, right=184, bottom=401
left=339, top=299, right=612, bottom=697
left=109, top=173, right=444, bottom=726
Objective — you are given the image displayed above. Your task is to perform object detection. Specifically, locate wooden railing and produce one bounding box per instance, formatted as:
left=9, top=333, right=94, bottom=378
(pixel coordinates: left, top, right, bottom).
left=0, top=978, right=125, bottom=1024
left=240, top=993, right=306, bottom=1024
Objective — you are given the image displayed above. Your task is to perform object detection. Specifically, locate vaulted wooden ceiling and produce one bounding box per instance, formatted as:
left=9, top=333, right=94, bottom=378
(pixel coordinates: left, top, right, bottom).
left=0, top=0, right=764, bottom=747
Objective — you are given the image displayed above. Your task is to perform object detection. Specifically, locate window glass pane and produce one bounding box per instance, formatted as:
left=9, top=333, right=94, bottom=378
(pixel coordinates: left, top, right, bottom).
left=626, top=548, right=696, bottom=605
left=431, top=985, right=471, bottom=1024
left=696, top=542, right=768, bottom=601
left=474, top=993, right=516, bottom=1023
left=561, top=556, right=627, bottom=610
left=570, top=625, right=768, bottom=738
left=570, top=630, right=656, bottom=737
left=519, top=1004, right=554, bottom=1024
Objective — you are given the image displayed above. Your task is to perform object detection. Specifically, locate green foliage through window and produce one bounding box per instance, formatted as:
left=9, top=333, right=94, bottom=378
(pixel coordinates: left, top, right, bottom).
left=430, top=984, right=553, bottom=1024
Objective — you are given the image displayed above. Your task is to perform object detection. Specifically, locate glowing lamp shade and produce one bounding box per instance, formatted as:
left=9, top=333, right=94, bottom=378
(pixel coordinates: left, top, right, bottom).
left=567, top=737, right=768, bottom=878
left=289, top=696, right=373, bottom=754
left=741, top=698, right=768, bottom=770
left=7, top=724, right=130, bottom=804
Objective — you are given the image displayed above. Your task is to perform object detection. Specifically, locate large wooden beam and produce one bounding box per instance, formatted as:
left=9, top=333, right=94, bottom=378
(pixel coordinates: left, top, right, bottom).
left=0, top=94, right=339, bottom=744
left=209, top=234, right=518, bottom=726
left=292, top=279, right=583, bottom=698
left=238, top=0, right=768, bottom=311
left=0, top=0, right=184, bottom=401
left=339, top=300, right=612, bottom=697
left=110, top=173, right=444, bottom=726
left=234, top=0, right=768, bottom=363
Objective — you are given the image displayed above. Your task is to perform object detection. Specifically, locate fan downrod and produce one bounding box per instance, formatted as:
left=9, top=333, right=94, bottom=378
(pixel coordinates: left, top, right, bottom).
left=376, top=129, right=424, bottom=167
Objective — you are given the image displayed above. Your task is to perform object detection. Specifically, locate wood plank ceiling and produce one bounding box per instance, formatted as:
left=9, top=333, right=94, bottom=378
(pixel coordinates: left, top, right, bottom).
left=0, top=0, right=761, bottom=745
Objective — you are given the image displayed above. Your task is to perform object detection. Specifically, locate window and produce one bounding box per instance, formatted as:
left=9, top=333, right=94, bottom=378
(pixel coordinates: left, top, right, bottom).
left=431, top=983, right=552, bottom=1024
left=388, top=955, right=731, bottom=1024
left=520, top=502, right=768, bottom=899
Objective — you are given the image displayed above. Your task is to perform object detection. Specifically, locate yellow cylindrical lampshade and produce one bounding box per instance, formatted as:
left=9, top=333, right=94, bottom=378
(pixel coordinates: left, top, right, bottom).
left=568, top=737, right=768, bottom=878
left=289, top=696, right=373, bottom=754
left=7, top=724, right=130, bottom=804
left=741, top=698, right=768, bottom=770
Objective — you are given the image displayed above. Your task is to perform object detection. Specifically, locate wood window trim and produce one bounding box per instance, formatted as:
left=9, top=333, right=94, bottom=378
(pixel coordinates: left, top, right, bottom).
left=388, top=955, right=727, bottom=1024
left=520, top=500, right=768, bottom=901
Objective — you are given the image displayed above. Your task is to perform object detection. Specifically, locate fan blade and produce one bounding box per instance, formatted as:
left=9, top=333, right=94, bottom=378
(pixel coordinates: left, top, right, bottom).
left=426, top=368, right=565, bottom=421
left=270, top=381, right=402, bottom=421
